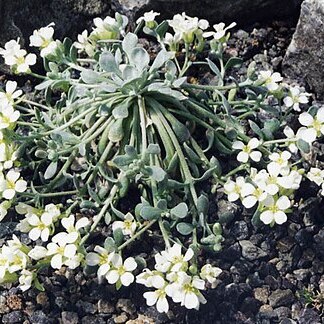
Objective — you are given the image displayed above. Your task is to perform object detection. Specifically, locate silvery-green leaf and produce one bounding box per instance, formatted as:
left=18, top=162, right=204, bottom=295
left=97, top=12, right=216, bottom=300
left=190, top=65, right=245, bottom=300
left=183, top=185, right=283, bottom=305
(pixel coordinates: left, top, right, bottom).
left=146, top=144, right=161, bottom=155
left=122, top=33, right=138, bottom=58
left=224, top=57, right=243, bottom=70
left=113, top=228, right=124, bottom=246
left=173, top=77, right=187, bottom=88
left=81, top=70, right=103, bottom=84
left=140, top=206, right=162, bottom=220
left=99, top=51, right=119, bottom=74
left=176, top=222, right=194, bottom=235
left=125, top=145, right=137, bottom=158
left=44, top=161, right=58, bottom=180
left=206, top=58, right=222, bottom=84
left=150, top=50, right=173, bottom=72
left=130, top=47, right=150, bottom=71
left=108, top=119, right=124, bottom=142
left=35, top=79, right=53, bottom=90
left=297, top=139, right=310, bottom=153
left=112, top=101, right=129, bottom=119
left=171, top=203, right=188, bottom=219
left=122, top=65, right=140, bottom=81
left=147, top=166, right=166, bottom=182
left=104, top=237, right=116, bottom=252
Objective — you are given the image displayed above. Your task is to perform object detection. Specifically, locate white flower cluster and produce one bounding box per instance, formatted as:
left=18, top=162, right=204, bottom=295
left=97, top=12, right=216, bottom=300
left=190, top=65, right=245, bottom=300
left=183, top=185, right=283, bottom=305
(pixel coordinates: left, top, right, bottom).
left=225, top=150, right=303, bottom=225
left=0, top=40, right=36, bottom=73
left=86, top=246, right=137, bottom=287
left=306, top=167, right=324, bottom=195
left=0, top=235, right=35, bottom=291
left=29, top=23, right=58, bottom=58
left=16, top=206, right=89, bottom=272
left=16, top=203, right=61, bottom=242
left=75, top=13, right=128, bottom=56
left=136, top=243, right=222, bottom=312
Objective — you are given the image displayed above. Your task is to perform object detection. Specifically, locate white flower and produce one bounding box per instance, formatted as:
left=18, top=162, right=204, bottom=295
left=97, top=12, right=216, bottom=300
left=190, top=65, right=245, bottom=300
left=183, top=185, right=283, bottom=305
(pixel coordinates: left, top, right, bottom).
left=136, top=269, right=165, bottom=288
left=28, top=246, right=48, bottom=260
left=136, top=11, right=160, bottom=24
left=20, top=211, right=54, bottom=242
left=283, top=126, right=298, bottom=153
left=168, top=13, right=209, bottom=43
left=29, top=23, right=57, bottom=57
left=0, top=81, right=23, bottom=107
left=277, top=169, right=303, bottom=190
left=0, top=104, right=20, bottom=129
left=253, top=166, right=283, bottom=196
left=167, top=272, right=206, bottom=310
left=143, top=276, right=169, bottom=313
left=203, top=22, right=236, bottom=40
left=260, top=195, right=291, bottom=225
left=163, top=32, right=182, bottom=49
left=112, top=213, right=137, bottom=236
left=268, top=150, right=291, bottom=175
left=283, top=86, right=310, bottom=112
left=0, top=200, right=11, bottom=222
left=200, top=264, right=222, bottom=288
left=298, top=107, right=324, bottom=143
left=0, top=170, right=27, bottom=199
left=91, top=14, right=128, bottom=40
left=47, top=233, right=79, bottom=269
left=61, top=214, right=89, bottom=242
left=106, top=255, right=137, bottom=286
left=224, top=176, right=255, bottom=202
left=241, top=183, right=268, bottom=209
left=258, top=71, right=283, bottom=91
left=0, top=39, right=37, bottom=73
left=307, top=167, right=324, bottom=186
left=19, top=270, right=34, bottom=291
left=86, top=246, right=116, bottom=279
left=75, top=30, right=95, bottom=56
left=155, top=243, right=194, bottom=273
left=232, top=138, right=262, bottom=163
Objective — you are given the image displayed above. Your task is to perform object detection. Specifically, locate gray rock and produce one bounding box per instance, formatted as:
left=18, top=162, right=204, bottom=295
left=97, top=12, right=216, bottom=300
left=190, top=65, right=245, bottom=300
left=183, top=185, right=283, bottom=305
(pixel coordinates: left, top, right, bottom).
left=298, top=308, right=321, bottom=324
left=97, top=299, right=115, bottom=314
left=61, top=311, right=79, bottom=324
left=240, top=240, right=267, bottom=261
left=231, top=221, right=249, bottom=240
left=273, top=306, right=291, bottom=320
left=254, top=286, right=270, bottom=304
left=283, top=0, right=324, bottom=98
left=269, top=289, right=295, bottom=308
left=116, top=299, right=136, bottom=315
left=29, top=310, right=53, bottom=324
left=2, top=311, right=24, bottom=323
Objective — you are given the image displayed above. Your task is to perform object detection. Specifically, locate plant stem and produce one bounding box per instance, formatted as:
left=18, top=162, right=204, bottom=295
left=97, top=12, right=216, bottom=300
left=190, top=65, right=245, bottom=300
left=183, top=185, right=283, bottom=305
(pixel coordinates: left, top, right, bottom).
left=138, top=96, right=148, bottom=158
left=117, top=219, right=157, bottom=251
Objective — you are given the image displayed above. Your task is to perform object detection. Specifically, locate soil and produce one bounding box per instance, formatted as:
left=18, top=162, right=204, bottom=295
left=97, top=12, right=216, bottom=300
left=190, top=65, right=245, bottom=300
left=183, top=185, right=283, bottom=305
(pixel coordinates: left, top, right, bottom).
left=0, top=20, right=323, bottom=324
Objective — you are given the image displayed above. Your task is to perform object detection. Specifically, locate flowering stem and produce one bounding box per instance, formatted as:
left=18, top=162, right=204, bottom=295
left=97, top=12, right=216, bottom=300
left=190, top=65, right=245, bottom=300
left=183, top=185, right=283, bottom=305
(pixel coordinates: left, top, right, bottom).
left=21, top=99, right=50, bottom=111
left=117, top=219, right=157, bottom=251
left=28, top=72, right=46, bottom=80
left=263, top=138, right=297, bottom=145
left=158, top=219, right=171, bottom=248
left=138, top=96, right=148, bottom=158
left=21, top=190, right=78, bottom=198
left=223, top=164, right=248, bottom=179
left=183, top=80, right=250, bottom=91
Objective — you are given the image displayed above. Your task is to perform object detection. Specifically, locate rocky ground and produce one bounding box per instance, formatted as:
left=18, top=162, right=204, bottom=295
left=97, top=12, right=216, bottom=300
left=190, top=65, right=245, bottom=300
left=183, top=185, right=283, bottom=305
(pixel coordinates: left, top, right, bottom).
left=0, top=20, right=323, bottom=324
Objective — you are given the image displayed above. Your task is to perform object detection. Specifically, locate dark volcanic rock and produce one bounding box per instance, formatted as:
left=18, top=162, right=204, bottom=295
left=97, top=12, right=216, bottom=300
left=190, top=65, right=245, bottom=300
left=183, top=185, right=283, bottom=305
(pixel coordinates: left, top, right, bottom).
left=240, top=240, right=267, bottom=261
left=269, top=289, right=295, bottom=308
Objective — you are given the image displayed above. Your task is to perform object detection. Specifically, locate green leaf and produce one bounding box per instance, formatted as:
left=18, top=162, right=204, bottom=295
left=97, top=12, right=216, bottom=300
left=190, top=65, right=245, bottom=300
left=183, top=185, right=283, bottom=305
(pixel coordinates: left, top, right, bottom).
left=140, top=206, right=162, bottom=220
left=249, top=120, right=264, bottom=139
left=104, top=237, right=116, bottom=252
left=176, top=222, right=194, bottom=235
left=171, top=203, right=188, bottom=219
left=156, top=21, right=169, bottom=38
left=113, top=228, right=124, bottom=246
left=297, top=139, right=310, bottom=153
left=34, top=277, right=45, bottom=292
left=130, top=47, right=150, bottom=71
left=197, top=194, right=209, bottom=217
left=44, top=161, right=58, bottom=180
left=224, top=57, right=243, bottom=70
left=206, top=58, right=222, bottom=84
